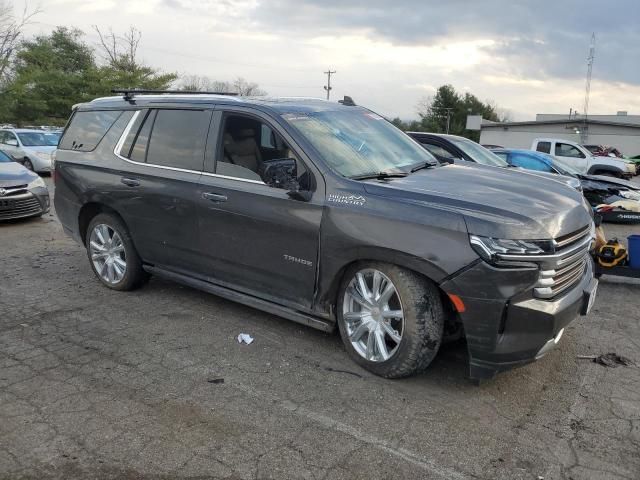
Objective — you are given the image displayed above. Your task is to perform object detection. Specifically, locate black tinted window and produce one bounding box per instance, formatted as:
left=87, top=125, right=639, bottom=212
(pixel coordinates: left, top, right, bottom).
left=146, top=110, right=209, bottom=171
left=536, top=141, right=551, bottom=154
left=59, top=110, right=122, bottom=152
left=120, top=110, right=156, bottom=163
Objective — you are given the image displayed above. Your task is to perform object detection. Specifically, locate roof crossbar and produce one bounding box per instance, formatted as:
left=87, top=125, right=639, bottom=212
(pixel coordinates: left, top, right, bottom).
left=111, top=89, right=239, bottom=101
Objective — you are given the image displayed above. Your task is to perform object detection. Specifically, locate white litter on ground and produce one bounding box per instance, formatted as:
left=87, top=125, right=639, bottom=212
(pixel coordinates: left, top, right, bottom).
left=237, top=333, right=254, bottom=345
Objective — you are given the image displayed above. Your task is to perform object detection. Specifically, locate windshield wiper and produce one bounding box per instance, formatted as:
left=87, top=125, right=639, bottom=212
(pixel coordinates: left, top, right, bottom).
left=349, top=171, right=408, bottom=181
left=410, top=161, right=438, bottom=173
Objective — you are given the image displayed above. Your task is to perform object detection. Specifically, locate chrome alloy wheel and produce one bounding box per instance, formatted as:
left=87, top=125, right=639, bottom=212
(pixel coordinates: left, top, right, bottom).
left=89, top=224, right=127, bottom=284
left=342, top=269, right=404, bottom=362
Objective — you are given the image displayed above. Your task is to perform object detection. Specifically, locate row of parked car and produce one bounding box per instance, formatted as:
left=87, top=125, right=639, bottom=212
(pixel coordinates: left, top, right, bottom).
left=410, top=132, right=640, bottom=224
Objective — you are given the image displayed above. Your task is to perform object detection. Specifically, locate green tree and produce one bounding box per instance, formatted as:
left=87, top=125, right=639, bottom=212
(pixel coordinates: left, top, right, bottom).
left=1, top=27, right=96, bottom=125
left=415, top=84, right=500, bottom=141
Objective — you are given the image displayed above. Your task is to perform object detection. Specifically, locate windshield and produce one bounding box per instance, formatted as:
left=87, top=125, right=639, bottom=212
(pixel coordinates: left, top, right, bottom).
left=44, top=132, right=61, bottom=146
left=17, top=132, right=58, bottom=147
left=282, top=109, right=438, bottom=178
left=0, top=150, right=11, bottom=162
left=448, top=137, right=508, bottom=167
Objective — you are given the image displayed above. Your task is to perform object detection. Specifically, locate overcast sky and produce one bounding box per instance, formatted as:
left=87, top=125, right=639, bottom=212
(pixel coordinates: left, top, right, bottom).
left=16, top=0, right=640, bottom=120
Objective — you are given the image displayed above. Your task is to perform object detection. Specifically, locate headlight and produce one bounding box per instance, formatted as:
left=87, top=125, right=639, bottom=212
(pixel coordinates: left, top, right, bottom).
left=619, top=190, right=640, bottom=201
left=27, top=176, right=46, bottom=189
left=469, top=235, right=552, bottom=268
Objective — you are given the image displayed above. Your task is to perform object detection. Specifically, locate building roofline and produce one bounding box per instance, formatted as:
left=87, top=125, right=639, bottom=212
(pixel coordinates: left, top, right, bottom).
left=481, top=119, right=640, bottom=129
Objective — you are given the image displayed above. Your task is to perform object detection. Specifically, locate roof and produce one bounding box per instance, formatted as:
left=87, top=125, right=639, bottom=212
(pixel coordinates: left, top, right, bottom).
left=481, top=119, right=640, bottom=129
left=78, top=94, right=352, bottom=114
left=0, top=128, right=53, bottom=133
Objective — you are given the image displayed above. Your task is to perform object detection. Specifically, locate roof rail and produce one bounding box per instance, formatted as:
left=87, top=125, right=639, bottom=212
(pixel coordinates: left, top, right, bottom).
left=111, top=89, right=239, bottom=101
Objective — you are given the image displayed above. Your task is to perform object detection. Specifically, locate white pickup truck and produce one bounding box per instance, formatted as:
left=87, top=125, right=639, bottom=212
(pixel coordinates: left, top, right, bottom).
left=532, top=138, right=635, bottom=179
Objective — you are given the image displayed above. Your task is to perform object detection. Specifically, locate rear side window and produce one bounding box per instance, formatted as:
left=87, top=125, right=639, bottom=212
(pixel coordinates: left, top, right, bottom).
left=146, top=109, right=210, bottom=171
left=119, top=110, right=156, bottom=163
left=536, top=141, right=551, bottom=154
left=59, top=110, right=122, bottom=152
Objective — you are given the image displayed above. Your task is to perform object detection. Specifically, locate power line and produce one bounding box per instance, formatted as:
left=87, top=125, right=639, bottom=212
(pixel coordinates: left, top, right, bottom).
left=323, top=69, right=336, bottom=100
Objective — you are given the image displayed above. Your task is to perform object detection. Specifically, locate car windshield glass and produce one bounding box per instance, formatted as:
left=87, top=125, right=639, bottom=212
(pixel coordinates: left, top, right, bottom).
left=282, top=109, right=437, bottom=178
left=44, top=132, right=61, bottom=146
left=0, top=150, right=11, bottom=162
left=448, top=137, right=507, bottom=167
left=17, top=132, right=57, bottom=146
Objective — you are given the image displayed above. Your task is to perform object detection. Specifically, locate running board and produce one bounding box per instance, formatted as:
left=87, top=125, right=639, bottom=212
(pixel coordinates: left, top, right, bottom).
left=144, top=266, right=335, bottom=333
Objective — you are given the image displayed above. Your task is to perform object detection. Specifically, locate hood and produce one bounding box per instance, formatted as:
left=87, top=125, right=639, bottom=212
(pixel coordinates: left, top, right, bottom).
left=0, top=162, right=38, bottom=187
left=361, top=163, right=592, bottom=240
left=580, top=174, right=639, bottom=190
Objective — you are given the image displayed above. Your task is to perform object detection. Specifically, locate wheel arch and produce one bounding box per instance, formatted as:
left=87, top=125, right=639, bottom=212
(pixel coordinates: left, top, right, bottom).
left=78, top=202, right=126, bottom=245
left=587, top=164, right=623, bottom=177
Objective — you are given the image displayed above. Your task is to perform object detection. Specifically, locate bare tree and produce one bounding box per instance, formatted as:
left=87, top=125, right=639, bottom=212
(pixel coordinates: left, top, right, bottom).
left=233, top=77, right=266, bottom=96
left=179, top=75, right=266, bottom=96
left=93, top=25, right=141, bottom=72
left=0, top=1, right=40, bottom=84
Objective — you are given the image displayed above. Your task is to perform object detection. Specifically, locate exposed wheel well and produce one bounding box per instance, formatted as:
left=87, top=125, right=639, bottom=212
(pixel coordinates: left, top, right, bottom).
left=592, top=170, right=621, bottom=178
left=78, top=203, right=123, bottom=245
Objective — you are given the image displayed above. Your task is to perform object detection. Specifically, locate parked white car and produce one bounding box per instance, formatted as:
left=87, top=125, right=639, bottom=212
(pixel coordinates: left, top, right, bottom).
left=0, top=128, right=58, bottom=173
left=531, top=138, right=635, bottom=179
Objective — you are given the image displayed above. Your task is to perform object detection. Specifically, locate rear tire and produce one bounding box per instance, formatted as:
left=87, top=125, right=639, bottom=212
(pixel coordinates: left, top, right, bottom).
left=86, top=213, right=149, bottom=291
left=337, top=262, right=444, bottom=378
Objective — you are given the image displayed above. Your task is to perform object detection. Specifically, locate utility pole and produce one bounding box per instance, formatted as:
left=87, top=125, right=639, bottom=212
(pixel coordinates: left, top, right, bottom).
left=324, top=69, right=336, bottom=100
left=582, top=33, right=596, bottom=143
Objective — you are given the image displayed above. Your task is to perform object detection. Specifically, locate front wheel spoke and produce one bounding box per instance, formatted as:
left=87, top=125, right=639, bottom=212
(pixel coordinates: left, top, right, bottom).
left=381, top=322, right=402, bottom=344
left=344, top=311, right=368, bottom=321
left=347, top=286, right=372, bottom=309
left=374, top=330, right=389, bottom=360
left=90, top=240, right=105, bottom=252
left=371, top=271, right=382, bottom=301
left=107, top=263, right=115, bottom=282
left=356, top=273, right=371, bottom=301
left=366, top=331, right=376, bottom=360
left=378, top=283, right=396, bottom=304
left=349, top=321, right=369, bottom=343
left=112, top=260, right=124, bottom=276
left=91, top=252, right=107, bottom=260
left=381, top=309, right=403, bottom=319
left=99, top=261, right=109, bottom=279
left=114, top=257, right=126, bottom=269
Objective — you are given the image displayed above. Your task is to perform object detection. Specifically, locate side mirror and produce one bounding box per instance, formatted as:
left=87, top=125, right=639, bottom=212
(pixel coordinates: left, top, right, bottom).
left=259, top=158, right=298, bottom=190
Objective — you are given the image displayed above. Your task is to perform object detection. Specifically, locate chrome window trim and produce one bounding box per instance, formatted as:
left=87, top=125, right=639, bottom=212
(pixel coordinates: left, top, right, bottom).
left=112, top=109, right=266, bottom=185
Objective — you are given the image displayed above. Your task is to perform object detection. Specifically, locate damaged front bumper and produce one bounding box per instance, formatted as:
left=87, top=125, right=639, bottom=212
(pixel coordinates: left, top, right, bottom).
left=440, top=258, right=596, bottom=380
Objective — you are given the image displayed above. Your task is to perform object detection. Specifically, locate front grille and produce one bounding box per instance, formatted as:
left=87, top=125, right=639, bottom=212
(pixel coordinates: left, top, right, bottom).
left=533, top=226, right=593, bottom=299
left=0, top=194, right=43, bottom=220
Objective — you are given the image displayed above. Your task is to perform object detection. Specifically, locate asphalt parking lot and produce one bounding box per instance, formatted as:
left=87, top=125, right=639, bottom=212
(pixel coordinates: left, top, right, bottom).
left=1, top=177, right=639, bottom=480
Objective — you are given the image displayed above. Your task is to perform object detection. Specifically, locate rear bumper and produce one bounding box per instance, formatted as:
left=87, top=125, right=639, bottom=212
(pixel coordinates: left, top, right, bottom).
left=441, top=258, right=595, bottom=380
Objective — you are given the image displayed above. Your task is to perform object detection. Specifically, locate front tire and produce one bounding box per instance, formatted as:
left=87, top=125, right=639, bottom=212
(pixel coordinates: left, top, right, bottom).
left=337, top=263, right=444, bottom=378
left=86, top=213, right=148, bottom=291
left=23, top=158, right=34, bottom=171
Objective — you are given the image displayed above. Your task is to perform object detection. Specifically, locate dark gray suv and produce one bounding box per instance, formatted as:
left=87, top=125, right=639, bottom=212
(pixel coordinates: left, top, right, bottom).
left=54, top=92, right=597, bottom=380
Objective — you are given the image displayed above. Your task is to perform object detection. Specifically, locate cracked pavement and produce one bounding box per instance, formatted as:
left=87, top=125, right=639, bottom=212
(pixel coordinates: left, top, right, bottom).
left=1, top=177, right=639, bottom=479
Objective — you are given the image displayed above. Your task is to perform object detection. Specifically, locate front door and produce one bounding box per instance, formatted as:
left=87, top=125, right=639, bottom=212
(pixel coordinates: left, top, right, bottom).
left=553, top=141, right=588, bottom=172
left=195, top=109, right=324, bottom=310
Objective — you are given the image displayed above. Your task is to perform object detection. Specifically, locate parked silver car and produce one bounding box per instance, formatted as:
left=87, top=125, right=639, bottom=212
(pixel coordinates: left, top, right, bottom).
left=0, top=149, right=50, bottom=220
left=0, top=128, right=59, bottom=173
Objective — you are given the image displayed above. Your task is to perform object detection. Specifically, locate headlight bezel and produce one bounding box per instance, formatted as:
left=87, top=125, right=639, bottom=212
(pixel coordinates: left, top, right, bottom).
left=27, top=176, right=46, bottom=189
left=469, top=235, right=553, bottom=269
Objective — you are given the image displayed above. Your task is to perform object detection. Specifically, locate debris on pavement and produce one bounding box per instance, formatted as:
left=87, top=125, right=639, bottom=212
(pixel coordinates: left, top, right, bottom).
left=577, top=353, right=634, bottom=367
left=237, top=333, right=254, bottom=345
left=324, top=366, right=363, bottom=378
left=207, top=378, right=225, bottom=384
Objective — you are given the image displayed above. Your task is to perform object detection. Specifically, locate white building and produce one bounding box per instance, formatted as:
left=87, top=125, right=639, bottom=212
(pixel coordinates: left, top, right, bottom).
left=479, top=113, right=640, bottom=156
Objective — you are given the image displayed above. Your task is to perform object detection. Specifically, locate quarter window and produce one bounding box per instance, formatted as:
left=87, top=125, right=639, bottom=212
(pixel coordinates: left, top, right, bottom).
left=145, top=109, right=210, bottom=171
left=59, top=110, right=122, bottom=152
left=120, top=110, right=156, bottom=163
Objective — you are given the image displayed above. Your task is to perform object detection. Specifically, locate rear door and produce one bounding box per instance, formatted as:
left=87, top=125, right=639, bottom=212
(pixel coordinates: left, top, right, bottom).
left=195, top=108, right=324, bottom=310
left=112, top=107, right=213, bottom=272
left=0, top=131, right=21, bottom=161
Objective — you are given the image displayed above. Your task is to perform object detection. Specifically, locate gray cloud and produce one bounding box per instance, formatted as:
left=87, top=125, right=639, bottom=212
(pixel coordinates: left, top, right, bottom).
left=249, top=0, right=640, bottom=85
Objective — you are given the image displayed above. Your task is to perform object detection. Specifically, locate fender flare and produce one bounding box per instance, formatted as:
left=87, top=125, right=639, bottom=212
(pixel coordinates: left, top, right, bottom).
left=587, top=163, right=624, bottom=176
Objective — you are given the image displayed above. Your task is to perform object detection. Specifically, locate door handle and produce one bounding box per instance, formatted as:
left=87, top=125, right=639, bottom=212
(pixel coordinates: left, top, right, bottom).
left=202, top=192, right=228, bottom=203
left=121, top=177, right=140, bottom=187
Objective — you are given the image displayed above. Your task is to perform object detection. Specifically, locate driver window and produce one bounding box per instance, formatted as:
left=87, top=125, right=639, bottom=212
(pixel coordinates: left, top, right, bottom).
left=555, top=143, right=585, bottom=159
left=217, top=114, right=309, bottom=190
